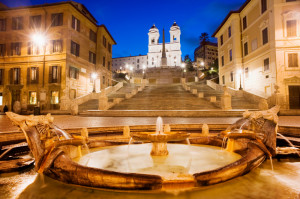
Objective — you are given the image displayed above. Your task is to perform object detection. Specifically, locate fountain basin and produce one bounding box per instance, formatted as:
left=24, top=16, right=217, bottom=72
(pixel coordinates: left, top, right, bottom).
left=131, top=132, right=190, bottom=142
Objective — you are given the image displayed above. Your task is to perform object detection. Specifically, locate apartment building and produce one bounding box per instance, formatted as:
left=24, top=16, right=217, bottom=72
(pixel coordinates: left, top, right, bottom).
left=0, top=1, right=116, bottom=111
left=213, top=0, right=300, bottom=109
left=194, top=41, right=218, bottom=70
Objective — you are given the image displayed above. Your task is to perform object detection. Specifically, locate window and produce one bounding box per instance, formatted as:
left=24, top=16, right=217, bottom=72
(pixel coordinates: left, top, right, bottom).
left=12, top=17, right=23, bottom=30
left=262, top=28, right=268, bottom=45
left=103, top=76, right=105, bottom=85
left=27, top=42, right=40, bottom=55
left=29, top=91, right=37, bottom=105
left=0, top=19, right=6, bottom=31
left=261, top=0, right=267, bottom=14
left=51, top=13, right=63, bottom=26
left=244, top=42, right=248, bottom=56
left=103, top=56, right=106, bottom=67
left=51, top=91, right=59, bottom=104
left=245, top=67, right=249, bottom=78
left=103, top=36, right=107, bottom=47
left=52, top=40, right=62, bottom=53
left=108, top=61, right=111, bottom=70
left=228, top=26, right=231, bottom=38
left=11, top=42, right=21, bottom=56
left=71, top=41, right=80, bottom=56
left=89, top=30, right=96, bottom=42
left=49, top=66, right=61, bottom=83
left=69, top=66, right=79, bottom=79
left=0, top=44, right=5, bottom=56
left=71, top=16, right=80, bottom=32
left=0, top=93, right=2, bottom=106
left=287, top=20, right=297, bottom=37
left=243, top=16, right=247, bottom=30
left=288, top=53, right=298, bottom=67
left=286, top=0, right=296, bottom=2
left=229, top=49, right=232, bottom=61
left=251, top=39, right=258, bottom=51
left=222, top=75, right=225, bottom=84
left=27, top=67, right=39, bottom=84
left=89, top=51, right=96, bottom=64
left=230, top=71, right=234, bottom=82
left=10, top=68, right=20, bottom=84
left=0, top=69, right=4, bottom=85
left=220, top=35, right=223, bottom=45
left=264, top=58, right=269, bottom=71
left=221, top=56, right=224, bottom=66
left=30, top=15, right=41, bottom=29
left=108, top=43, right=112, bottom=53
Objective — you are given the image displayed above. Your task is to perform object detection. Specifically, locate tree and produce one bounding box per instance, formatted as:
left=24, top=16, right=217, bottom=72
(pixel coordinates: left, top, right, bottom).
left=199, top=32, right=210, bottom=45
left=184, top=55, right=194, bottom=71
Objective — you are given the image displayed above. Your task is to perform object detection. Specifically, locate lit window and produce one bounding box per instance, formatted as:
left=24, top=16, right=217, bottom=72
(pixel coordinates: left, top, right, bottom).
left=52, top=40, right=62, bottom=53
left=29, top=91, right=37, bottom=105
left=51, top=91, right=59, bottom=104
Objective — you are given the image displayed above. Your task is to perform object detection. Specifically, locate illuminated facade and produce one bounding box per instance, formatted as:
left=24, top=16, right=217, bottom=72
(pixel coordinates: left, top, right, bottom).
left=0, top=1, right=116, bottom=111
left=213, top=0, right=300, bottom=109
left=194, top=41, right=218, bottom=70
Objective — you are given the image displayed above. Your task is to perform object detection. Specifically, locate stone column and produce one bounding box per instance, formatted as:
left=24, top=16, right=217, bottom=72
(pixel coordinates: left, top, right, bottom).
left=98, top=89, right=108, bottom=110
left=221, top=86, right=232, bottom=110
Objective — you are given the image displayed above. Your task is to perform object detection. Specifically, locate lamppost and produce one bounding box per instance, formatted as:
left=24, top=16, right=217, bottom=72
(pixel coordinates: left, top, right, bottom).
left=32, top=33, right=47, bottom=88
left=237, top=69, right=243, bottom=90
left=181, top=63, right=186, bottom=78
left=31, top=32, right=47, bottom=110
left=91, top=73, right=98, bottom=92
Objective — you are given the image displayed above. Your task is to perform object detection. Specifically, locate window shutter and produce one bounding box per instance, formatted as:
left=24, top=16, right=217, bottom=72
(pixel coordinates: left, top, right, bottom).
left=72, top=16, right=75, bottom=29
left=76, top=44, right=80, bottom=56
left=36, top=67, right=39, bottom=84
left=9, top=68, right=13, bottom=84
left=27, top=68, right=30, bottom=85
left=0, top=69, right=4, bottom=85
left=49, top=66, right=53, bottom=83
left=77, top=20, right=80, bottom=32
left=57, top=66, right=61, bottom=83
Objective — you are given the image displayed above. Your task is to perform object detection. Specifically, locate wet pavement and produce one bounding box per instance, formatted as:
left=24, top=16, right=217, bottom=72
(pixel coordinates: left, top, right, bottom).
left=0, top=115, right=300, bottom=133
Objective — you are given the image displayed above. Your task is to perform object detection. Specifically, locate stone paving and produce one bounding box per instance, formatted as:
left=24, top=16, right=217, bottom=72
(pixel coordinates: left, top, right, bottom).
left=0, top=115, right=299, bottom=133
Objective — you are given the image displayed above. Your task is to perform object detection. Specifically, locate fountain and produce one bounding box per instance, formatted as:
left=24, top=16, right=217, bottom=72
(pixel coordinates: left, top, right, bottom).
left=5, top=106, right=283, bottom=190
left=130, top=116, right=190, bottom=156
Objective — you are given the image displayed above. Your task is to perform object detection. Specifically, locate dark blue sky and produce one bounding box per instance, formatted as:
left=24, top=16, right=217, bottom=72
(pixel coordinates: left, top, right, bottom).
left=1, top=0, right=245, bottom=60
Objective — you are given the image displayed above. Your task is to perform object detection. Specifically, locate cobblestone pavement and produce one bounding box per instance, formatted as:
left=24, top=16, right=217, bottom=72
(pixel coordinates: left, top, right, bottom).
left=0, top=115, right=299, bottom=133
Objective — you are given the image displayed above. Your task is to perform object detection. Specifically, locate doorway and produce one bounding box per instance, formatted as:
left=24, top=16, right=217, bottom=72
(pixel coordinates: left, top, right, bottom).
left=289, top=86, right=300, bottom=109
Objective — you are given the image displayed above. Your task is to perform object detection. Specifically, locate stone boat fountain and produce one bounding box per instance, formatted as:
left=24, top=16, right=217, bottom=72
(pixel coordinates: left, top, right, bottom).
left=5, top=106, right=280, bottom=190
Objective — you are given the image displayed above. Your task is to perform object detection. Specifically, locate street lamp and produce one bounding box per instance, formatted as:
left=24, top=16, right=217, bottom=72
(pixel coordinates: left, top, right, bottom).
left=181, top=63, right=186, bottom=77
left=237, top=69, right=243, bottom=90
left=31, top=32, right=47, bottom=88
left=91, top=72, right=98, bottom=92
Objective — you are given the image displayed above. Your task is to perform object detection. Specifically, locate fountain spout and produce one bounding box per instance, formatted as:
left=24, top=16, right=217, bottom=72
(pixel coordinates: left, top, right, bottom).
left=156, top=117, right=164, bottom=135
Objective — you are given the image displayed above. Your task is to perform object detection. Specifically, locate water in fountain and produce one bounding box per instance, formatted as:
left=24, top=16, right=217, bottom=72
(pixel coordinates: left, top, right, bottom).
left=52, top=125, right=71, bottom=140
left=156, top=117, right=164, bottom=134
left=277, top=133, right=300, bottom=157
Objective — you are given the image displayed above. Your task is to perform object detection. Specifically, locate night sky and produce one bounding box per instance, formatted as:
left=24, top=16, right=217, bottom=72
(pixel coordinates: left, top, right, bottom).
left=0, top=0, right=245, bottom=59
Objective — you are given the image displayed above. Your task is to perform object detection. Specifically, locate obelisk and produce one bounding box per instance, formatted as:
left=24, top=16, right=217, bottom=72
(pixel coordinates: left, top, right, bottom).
left=161, top=28, right=167, bottom=67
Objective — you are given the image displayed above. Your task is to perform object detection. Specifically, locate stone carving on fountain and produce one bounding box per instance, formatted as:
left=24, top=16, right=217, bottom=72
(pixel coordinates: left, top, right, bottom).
left=5, top=106, right=280, bottom=190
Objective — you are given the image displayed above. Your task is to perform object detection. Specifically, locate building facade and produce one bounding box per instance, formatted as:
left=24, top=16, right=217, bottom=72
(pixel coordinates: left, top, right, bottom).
left=0, top=1, right=116, bottom=112
left=112, top=22, right=182, bottom=72
left=148, top=22, right=182, bottom=68
left=194, top=41, right=218, bottom=70
left=112, top=55, right=147, bottom=73
left=213, top=0, right=300, bottom=109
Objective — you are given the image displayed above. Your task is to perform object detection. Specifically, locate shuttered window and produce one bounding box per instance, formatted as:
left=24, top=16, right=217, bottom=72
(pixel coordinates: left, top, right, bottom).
left=49, top=66, right=61, bottom=83
left=287, top=20, right=297, bottom=37
left=71, top=16, right=80, bottom=32
left=27, top=67, right=39, bottom=84
left=0, top=69, right=4, bottom=85
left=51, top=13, right=63, bottom=26
left=288, top=53, right=298, bottom=67
left=71, top=41, right=80, bottom=56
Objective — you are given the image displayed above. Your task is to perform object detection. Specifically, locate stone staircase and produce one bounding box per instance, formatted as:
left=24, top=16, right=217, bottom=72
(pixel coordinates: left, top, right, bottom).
left=109, top=84, right=219, bottom=110
left=187, top=82, right=258, bottom=110
left=78, top=83, right=140, bottom=112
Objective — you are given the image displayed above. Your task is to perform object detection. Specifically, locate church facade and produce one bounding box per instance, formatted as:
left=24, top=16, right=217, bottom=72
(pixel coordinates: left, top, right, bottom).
left=112, top=22, right=182, bottom=72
